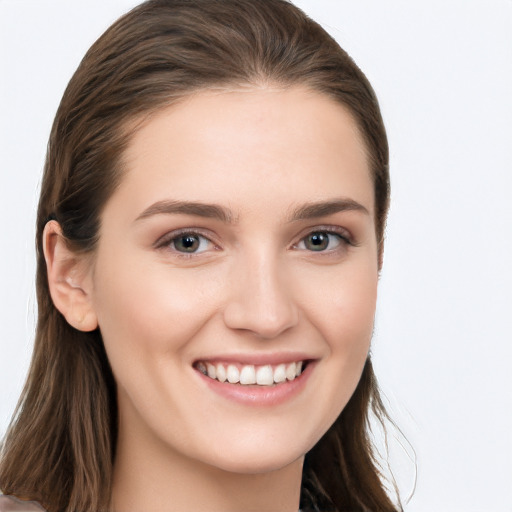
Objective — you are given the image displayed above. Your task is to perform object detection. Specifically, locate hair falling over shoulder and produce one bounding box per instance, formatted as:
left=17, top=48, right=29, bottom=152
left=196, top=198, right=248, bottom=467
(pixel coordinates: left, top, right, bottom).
left=0, top=1, right=401, bottom=510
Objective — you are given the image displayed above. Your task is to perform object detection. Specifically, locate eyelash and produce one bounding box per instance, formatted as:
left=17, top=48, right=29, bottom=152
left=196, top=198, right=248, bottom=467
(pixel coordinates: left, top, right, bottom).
left=154, top=228, right=218, bottom=258
left=155, top=226, right=354, bottom=257
left=293, top=227, right=353, bottom=253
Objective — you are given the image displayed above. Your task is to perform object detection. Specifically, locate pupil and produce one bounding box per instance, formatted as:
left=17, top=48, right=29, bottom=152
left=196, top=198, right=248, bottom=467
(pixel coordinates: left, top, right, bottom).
left=177, top=235, right=199, bottom=252
left=308, top=232, right=328, bottom=251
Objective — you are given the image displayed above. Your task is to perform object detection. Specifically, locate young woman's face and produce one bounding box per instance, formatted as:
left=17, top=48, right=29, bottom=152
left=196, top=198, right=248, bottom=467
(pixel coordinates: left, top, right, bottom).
left=89, top=87, right=378, bottom=474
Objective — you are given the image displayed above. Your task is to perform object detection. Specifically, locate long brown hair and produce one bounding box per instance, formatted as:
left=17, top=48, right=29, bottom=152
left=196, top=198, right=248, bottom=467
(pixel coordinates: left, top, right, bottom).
left=0, top=1, right=397, bottom=510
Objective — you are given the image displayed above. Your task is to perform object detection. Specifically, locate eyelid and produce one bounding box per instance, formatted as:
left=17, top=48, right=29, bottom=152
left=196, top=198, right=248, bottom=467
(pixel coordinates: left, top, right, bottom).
left=153, top=227, right=219, bottom=252
left=152, top=224, right=355, bottom=255
left=291, top=224, right=354, bottom=249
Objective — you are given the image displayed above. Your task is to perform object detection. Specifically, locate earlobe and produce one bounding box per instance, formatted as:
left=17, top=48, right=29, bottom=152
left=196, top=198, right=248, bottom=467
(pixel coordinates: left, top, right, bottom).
left=43, top=221, right=98, bottom=332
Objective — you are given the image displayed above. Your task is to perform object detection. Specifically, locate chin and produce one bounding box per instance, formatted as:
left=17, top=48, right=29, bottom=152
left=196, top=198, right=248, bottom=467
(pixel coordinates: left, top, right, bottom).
left=197, top=437, right=308, bottom=475
left=211, top=453, right=304, bottom=475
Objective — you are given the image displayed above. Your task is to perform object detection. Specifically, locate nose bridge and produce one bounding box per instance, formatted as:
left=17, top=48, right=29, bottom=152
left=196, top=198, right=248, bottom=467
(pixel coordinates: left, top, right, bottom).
left=223, top=246, right=299, bottom=338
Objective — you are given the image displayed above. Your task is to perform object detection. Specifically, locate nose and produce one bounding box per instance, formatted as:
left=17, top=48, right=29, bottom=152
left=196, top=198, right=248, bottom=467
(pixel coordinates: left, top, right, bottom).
left=223, top=252, right=299, bottom=339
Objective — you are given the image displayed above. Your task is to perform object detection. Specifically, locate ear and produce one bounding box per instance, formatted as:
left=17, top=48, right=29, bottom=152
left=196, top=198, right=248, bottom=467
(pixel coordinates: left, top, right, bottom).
left=43, top=220, right=98, bottom=332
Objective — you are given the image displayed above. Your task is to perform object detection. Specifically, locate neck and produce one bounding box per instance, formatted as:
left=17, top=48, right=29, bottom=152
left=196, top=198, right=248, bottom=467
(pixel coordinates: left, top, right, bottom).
left=111, top=412, right=303, bottom=512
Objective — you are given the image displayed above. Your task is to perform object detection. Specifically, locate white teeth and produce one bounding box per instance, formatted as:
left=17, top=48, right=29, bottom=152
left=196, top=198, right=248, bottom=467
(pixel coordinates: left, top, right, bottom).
left=239, top=365, right=256, bottom=385
left=286, top=363, right=297, bottom=381
left=227, top=364, right=240, bottom=384
left=256, top=365, right=274, bottom=386
left=198, top=361, right=306, bottom=385
left=206, top=363, right=216, bottom=379
left=216, top=364, right=227, bottom=382
left=273, top=364, right=287, bottom=383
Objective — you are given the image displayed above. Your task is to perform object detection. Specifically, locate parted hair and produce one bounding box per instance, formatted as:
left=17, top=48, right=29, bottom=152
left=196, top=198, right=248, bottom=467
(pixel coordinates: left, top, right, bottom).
left=0, top=1, right=398, bottom=511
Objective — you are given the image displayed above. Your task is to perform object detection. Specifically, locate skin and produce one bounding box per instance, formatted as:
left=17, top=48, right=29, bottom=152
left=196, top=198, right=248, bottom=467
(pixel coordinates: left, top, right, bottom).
left=45, top=86, right=379, bottom=512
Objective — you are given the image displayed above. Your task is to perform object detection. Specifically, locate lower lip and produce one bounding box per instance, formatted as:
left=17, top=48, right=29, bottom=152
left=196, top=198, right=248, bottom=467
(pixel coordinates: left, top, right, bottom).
left=195, top=362, right=315, bottom=406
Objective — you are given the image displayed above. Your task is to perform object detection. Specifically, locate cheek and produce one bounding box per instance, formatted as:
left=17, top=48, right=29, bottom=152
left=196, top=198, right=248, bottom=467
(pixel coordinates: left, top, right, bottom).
left=300, top=257, right=378, bottom=349
left=91, top=255, right=219, bottom=373
left=336, top=271, right=377, bottom=346
left=297, top=259, right=378, bottom=436
left=326, top=262, right=377, bottom=371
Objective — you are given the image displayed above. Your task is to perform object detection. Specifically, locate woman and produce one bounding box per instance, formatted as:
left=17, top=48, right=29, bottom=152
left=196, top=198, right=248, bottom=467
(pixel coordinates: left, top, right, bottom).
left=0, top=0, right=399, bottom=510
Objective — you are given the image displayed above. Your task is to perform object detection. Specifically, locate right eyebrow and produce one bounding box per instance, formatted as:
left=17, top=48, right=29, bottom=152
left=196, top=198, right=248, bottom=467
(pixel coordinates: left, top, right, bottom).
left=134, top=199, right=235, bottom=224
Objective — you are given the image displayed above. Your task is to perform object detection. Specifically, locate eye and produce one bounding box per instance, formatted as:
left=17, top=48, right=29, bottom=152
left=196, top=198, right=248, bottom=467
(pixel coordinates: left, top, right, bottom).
left=166, top=232, right=213, bottom=253
left=296, top=231, right=345, bottom=252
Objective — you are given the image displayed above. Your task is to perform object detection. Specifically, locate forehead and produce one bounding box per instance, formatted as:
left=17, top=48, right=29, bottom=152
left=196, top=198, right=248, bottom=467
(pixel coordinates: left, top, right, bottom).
left=110, top=86, right=374, bottom=222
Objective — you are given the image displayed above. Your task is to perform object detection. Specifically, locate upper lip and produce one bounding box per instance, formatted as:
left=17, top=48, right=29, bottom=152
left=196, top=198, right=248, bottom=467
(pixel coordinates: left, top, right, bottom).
left=193, top=352, right=317, bottom=366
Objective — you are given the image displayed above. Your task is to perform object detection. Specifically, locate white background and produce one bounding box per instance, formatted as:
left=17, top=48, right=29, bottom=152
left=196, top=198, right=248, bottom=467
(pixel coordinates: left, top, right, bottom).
left=1, top=1, right=511, bottom=511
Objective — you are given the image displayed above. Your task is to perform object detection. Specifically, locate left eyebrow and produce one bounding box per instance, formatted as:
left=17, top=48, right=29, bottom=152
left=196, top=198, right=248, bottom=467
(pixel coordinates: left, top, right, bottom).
left=288, top=198, right=369, bottom=222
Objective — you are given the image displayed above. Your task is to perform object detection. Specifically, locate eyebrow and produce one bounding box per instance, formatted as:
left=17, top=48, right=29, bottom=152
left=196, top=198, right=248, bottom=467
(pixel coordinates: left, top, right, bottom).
left=134, top=197, right=368, bottom=224
left=288, top=198, right=369, bottom=221
left=135, top=200, right=234, bottom=223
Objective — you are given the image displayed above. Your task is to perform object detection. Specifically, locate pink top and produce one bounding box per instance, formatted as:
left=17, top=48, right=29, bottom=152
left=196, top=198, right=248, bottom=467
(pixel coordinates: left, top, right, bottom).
left=0, top=496, right=46, bottom=512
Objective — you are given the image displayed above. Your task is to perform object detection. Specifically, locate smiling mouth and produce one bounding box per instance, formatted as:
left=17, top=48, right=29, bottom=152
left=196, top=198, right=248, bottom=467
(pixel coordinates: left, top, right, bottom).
left=194, top=360, right=309, bottom=386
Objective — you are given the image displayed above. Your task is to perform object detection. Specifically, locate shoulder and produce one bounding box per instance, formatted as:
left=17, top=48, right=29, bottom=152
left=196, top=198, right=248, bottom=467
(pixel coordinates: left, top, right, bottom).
left=0, top=496, right=46, bottom=512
